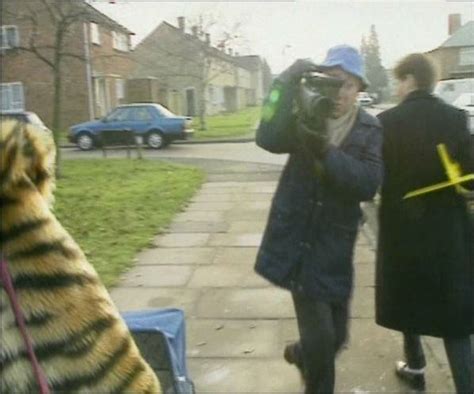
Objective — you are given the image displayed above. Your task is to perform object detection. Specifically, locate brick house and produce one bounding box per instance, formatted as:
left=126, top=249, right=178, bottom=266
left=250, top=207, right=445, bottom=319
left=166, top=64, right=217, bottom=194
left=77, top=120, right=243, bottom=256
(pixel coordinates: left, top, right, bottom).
left=1, top=0, right=134, bottom=129
left=129, top=17, right=271, bottom=116
left=425, top=14, right=474, bottom=80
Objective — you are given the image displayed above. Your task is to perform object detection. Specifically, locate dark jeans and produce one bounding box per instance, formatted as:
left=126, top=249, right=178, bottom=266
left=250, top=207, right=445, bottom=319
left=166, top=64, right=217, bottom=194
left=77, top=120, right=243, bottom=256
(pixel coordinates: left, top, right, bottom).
left=292, top=291, right=349, bottom=394
left=404, top=333, right=473, bottom=393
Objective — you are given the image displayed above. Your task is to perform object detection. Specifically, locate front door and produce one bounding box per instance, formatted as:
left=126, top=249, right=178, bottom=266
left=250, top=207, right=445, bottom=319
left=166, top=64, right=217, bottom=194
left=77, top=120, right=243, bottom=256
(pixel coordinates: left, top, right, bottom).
left=186, top=88, right=195, bottom=116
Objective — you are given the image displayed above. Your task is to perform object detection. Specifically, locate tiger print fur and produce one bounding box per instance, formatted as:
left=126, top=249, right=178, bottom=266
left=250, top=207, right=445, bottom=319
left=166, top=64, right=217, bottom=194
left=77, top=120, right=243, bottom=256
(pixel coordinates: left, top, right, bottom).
left=0, top=120, right=162, bottom=393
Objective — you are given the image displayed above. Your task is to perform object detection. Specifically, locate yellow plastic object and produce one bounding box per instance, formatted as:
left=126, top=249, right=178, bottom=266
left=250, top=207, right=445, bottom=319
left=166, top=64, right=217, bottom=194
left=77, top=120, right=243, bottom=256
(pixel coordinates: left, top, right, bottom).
left=404, top=143, right=474, bottom=199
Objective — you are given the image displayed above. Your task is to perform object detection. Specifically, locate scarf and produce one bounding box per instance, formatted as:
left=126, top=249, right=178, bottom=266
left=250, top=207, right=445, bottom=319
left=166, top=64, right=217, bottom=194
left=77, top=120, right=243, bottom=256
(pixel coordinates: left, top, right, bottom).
left=326, top=104, right=359, bottom=147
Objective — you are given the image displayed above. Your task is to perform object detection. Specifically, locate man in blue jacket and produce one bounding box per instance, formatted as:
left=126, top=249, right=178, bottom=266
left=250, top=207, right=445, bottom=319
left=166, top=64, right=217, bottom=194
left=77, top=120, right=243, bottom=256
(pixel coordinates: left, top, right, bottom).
left=255, top=45, right=383, bottom=393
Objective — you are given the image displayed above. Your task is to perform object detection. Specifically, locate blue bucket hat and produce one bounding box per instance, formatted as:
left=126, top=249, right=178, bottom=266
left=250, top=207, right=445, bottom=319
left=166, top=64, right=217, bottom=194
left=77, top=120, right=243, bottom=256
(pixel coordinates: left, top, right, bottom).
left=317, top=45, right=369, bottom=90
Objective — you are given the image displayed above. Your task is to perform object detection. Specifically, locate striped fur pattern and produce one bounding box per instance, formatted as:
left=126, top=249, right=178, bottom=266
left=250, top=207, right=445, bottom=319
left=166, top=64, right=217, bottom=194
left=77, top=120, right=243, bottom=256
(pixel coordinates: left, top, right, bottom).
left=0, top=121, right=162, bottom=393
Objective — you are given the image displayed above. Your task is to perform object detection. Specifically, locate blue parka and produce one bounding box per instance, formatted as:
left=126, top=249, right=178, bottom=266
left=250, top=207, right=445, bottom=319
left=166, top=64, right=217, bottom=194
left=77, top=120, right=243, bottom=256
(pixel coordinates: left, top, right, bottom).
left=254, top=82, right=383, bottom=301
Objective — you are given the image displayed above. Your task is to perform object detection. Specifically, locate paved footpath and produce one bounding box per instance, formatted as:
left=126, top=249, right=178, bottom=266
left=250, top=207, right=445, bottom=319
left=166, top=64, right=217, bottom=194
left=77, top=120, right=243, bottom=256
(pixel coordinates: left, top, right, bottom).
left=110, top=165, right=455, bottom=393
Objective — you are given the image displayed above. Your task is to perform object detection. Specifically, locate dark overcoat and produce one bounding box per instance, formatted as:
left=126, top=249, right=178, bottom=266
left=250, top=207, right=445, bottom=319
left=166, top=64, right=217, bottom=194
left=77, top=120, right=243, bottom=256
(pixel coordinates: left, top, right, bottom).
left=376, top=90, right=474, bottom=337
left=254, top=82, right=383, bottom=302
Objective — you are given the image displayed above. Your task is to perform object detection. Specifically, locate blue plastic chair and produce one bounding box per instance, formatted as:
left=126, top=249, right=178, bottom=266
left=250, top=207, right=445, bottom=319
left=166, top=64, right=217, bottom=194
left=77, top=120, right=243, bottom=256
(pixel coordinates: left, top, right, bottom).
left=122, top=308, right=195, bottom=394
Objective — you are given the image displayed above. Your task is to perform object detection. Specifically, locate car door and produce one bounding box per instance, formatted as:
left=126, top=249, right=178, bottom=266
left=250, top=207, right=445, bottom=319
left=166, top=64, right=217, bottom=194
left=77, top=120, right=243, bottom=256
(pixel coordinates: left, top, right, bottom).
left=98, top=107, right=135, bottom=143
left=127, top=106, right=154, bottom=139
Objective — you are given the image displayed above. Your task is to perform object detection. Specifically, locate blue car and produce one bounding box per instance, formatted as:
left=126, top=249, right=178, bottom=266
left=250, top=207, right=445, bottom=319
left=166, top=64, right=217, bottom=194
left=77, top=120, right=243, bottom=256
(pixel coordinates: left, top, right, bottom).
left=69, top=103, right=194, bottom=150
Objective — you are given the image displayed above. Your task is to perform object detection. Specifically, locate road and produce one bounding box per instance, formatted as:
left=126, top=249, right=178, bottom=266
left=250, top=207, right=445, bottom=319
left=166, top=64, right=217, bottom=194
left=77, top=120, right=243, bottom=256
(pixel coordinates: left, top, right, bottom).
left=63, top=106, right=385, bottom=167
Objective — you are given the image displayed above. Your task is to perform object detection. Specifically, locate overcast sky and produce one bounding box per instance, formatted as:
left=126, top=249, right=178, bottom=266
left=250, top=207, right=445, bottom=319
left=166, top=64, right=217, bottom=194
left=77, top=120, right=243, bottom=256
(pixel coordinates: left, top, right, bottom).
left=91, top=0, right=474, bottom=74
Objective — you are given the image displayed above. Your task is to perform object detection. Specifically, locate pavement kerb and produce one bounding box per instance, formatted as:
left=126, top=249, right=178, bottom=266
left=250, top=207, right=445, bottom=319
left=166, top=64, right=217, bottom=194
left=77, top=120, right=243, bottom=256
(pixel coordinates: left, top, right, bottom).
left=59, top=135, right=256, bottom=149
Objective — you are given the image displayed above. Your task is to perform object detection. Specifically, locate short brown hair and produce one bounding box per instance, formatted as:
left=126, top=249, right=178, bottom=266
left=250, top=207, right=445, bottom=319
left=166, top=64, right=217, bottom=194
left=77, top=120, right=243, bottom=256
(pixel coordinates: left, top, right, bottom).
left=394, top=53, right=437, bottom=91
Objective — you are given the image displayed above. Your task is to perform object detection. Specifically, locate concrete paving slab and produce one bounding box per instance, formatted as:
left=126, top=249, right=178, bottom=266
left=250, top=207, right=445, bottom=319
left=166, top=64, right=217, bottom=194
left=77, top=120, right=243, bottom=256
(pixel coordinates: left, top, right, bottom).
left=153, top=233, right=210, bottom=247
left=167, top=221, right=229, bottom=233
left=173, top=211, right=225, bottom=223
left=279, top=319, right=299, bottom=349
left=208, top=233, right=263, bottom=247
left=228, top=220, right=266, bottom=234
left=119, top=265, right=194, bottom=287
left=187, top=264, right=270, bottom=288
left=351, top=287, right=375, bottom=318
left=136, top=247, right=215, bottom=265
left=354, top=244, right=376, bottom=264
left=213, top=247, right=259, bottom=265
left=355, top=230, right=371, bottom=247
left=354, top=263, right=375, bottom=287
left=197, top=187, right=243, bottom=195
left=225, top=209, right=270, bottom=221
left=188, top=358, right=302, bottom=394
left=191, top=193, right=239, bottom=202
left=196, top=288, right=295, bottom=319
left=238, top=199, right=271, bottom=211
left=110, top=287, right=199, bottom=316
left=192, top=192, right=274, bottom=203
left=185, top=202, right=235, bottom=211
left=201, top=180, right=277, bottom=192
left=187, top=319, right=280, bottom=358
left=244, top=184, right=278, bottom=193
left=201, top=181, right=250, bottom=188
left=424, top=336, right=450, bottom=368
left=337, top=346, right=453, bottom=393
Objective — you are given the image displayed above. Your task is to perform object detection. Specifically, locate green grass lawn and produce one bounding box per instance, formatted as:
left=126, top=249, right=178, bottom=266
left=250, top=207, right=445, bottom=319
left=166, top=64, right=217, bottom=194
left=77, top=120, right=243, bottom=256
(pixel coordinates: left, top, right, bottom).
left=54, top=159, right=205, bottom=287
left=193, top=106, right=261, bottom=140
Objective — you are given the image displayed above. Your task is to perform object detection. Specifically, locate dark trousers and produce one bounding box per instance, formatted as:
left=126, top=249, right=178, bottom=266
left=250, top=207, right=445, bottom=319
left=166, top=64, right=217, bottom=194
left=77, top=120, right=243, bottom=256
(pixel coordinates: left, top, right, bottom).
left=404, top=333, right=473, bottom=393
left=292, top=291, right=349, bottom=394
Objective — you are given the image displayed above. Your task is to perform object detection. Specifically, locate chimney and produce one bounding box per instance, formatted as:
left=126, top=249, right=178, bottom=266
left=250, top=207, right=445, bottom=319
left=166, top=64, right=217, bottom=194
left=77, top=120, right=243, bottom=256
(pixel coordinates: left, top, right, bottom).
left=228, top=48, right=233, bottom=56
left=191, top=26, right=198, bottom=36
left=235, top=52, right=239, bottom=56
left=177, top=16, right=185, bottom=32
left=205, top=33, right=210, bottom=45
left=448, top=14, right=461, bottom=36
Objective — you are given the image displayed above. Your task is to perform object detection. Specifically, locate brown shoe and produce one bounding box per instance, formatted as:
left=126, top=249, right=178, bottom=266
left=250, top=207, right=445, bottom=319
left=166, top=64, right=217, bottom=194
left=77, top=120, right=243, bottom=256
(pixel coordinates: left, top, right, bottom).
left=284, top=342, right=305, bottom=381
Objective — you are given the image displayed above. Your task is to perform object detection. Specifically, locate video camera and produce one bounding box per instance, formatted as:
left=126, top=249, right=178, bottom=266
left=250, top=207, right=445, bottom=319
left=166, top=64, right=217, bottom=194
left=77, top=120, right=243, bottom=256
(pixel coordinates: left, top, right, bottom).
left=296, top=72, right=343, bottom=127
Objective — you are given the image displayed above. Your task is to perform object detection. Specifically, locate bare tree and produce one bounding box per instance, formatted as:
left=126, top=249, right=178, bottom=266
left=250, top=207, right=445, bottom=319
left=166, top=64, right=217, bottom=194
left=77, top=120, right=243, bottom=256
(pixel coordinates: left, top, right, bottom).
left=4, top=0, right=91, bottom=175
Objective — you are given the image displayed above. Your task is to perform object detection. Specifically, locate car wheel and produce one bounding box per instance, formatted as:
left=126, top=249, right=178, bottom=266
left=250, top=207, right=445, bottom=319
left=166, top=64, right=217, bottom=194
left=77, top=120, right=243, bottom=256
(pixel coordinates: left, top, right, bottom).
left=77, top=132, right=94, bottom=151
left=147, top=131, right=165, bottom=149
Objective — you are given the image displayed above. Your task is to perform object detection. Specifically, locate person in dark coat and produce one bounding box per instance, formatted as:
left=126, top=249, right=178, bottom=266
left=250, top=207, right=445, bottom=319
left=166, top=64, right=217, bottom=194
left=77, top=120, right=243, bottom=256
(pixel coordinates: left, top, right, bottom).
left=255, top=45, right=383, bottom=393
left=376, top=53, right=474, bottom=393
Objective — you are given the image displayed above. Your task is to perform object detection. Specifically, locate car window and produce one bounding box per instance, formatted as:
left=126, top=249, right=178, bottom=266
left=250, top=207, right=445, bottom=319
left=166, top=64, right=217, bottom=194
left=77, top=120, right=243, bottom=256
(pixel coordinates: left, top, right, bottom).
left=129, top=107, right=153, bottom=121
left=105, top=107, right=133, bottom=122
left=156, top=105, right=176, bottom=118
left=0, top=113, right=27, bottom=123
left=454, top=94, right=474, bottom=107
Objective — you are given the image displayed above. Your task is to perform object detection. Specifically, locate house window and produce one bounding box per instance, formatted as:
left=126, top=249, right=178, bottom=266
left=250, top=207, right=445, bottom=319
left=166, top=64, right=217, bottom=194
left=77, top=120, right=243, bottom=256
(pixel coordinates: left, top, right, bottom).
left=90, top=22, right=100, bottom=45
left=112, top=31, right=129, bottom=52
left=0, top=82, right=25, bottom=111
left=459, top=48, right=474, bottom=66
left=115, top=78, right=125, bottom=103
left=0, top=25, right=19, bottom=50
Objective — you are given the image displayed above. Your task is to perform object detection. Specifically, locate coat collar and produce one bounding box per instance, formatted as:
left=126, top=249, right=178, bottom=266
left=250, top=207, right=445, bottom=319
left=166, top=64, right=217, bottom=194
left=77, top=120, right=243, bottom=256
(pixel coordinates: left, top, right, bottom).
left=403, top=89, right=434, bottom=103
left=357, top=106, right=381, bottom=128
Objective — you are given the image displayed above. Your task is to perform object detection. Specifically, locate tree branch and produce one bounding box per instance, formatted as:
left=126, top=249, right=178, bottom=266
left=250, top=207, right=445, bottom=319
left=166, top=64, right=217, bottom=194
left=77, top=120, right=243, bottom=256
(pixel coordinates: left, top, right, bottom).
left=16, top=46, right=55, bottom=69
left=39, top=0, right=60, bottom=23
left=59, top=51, right=86, bottom=61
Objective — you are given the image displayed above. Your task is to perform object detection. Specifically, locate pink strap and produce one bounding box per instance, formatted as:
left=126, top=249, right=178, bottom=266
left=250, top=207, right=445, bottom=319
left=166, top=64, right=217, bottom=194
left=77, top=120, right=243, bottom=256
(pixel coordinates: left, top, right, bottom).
left=0, top=258, right=51, bottom=394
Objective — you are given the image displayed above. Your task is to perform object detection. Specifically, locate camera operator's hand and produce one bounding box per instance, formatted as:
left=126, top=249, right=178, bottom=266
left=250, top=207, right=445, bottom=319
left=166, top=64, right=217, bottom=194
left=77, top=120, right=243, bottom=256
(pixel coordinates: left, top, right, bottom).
left=296, top=119, right=330, bottom=158
left=277, top=59, right=318, bottom=86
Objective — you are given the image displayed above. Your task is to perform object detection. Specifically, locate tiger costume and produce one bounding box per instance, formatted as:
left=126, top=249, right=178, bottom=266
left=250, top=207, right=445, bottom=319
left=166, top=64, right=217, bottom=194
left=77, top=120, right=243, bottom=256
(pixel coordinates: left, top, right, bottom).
left=0, top=120, right=162, bottom=393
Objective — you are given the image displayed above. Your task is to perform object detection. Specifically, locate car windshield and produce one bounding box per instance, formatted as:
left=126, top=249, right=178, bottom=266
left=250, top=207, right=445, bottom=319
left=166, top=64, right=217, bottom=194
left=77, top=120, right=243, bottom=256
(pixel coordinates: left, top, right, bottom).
left=454, top=94, right=474, bottom=107
left=27, top=113, right=46, bottom=127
